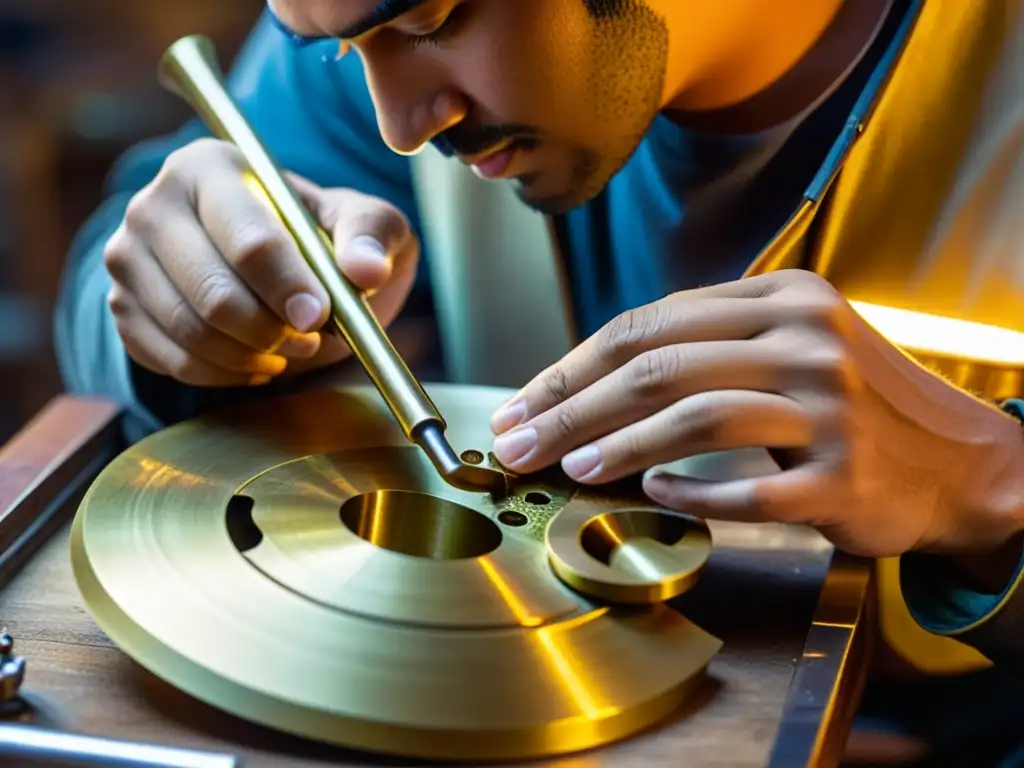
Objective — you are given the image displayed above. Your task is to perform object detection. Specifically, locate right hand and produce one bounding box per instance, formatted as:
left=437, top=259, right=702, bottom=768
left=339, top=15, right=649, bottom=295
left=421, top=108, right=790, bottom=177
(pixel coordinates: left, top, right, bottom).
left=104, top=138, right=420, bottom=387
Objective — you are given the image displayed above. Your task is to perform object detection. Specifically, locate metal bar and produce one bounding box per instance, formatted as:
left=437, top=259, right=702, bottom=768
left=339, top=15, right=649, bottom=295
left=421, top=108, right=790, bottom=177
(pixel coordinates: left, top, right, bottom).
left=0, top=723, right=241, bottom=767
left=767, top=551, right=875, bottom=767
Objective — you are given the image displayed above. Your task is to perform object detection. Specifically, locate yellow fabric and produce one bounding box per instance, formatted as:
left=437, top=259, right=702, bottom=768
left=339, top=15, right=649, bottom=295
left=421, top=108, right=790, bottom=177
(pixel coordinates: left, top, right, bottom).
left=751, top=0, right=1021, bottom=673
left=413, top=0, right=1023, bottom=675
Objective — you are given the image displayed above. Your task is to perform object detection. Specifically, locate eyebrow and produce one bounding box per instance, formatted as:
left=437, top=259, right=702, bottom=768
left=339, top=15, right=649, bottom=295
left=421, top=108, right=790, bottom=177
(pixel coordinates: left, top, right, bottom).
left=266, top=0, right=431, bottom=44
left=336, top=0, right=431, bottom=39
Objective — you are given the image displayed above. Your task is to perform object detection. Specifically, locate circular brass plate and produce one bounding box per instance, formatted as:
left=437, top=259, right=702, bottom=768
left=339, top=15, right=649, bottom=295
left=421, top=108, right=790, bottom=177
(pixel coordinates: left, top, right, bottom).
left=546, top=501, right=712, bottom=605
left=70, top=384, right=721, bottom=761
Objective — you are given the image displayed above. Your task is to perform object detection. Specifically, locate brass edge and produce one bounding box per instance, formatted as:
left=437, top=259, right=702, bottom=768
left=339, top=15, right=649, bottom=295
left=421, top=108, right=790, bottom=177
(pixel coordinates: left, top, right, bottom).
left=766, top=551, right=875, bottom=768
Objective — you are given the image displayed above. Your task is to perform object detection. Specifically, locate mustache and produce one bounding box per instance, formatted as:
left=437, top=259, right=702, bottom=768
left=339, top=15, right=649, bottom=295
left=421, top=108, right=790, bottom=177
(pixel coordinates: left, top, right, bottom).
left=431, top=123, right=541, bottom=157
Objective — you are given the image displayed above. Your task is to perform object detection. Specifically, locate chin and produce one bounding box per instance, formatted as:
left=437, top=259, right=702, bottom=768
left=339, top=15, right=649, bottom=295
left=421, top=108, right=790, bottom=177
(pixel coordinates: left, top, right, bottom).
left=515, top=181, right=611, bottom=216
left=512, top=169, right=608, bottom=216
left=517, top=144, right=627, bottom=215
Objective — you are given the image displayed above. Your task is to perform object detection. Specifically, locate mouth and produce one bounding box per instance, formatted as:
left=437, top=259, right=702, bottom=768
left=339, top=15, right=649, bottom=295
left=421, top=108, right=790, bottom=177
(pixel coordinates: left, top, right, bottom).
left=460, top=140, right=519, bottom=180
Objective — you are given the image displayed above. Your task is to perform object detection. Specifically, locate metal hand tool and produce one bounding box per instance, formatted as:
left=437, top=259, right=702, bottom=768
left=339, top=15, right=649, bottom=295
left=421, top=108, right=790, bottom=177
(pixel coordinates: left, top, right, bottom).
left=156, top=35, right=509, bottom=496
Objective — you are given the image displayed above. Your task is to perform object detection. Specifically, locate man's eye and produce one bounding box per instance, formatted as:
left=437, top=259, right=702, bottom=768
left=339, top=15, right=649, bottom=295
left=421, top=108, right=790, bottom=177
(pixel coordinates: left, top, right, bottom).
left=406, top=5, right=465, bottom=49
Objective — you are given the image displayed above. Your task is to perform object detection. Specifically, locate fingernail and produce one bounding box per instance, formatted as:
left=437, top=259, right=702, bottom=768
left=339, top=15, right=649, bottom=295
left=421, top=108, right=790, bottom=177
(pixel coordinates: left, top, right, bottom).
left=491, top=399, right=527, bottom=434
left=285, top=293, right=323, bottom=333
left=346, top=236, right=390, bottom=266
left=562, top=445, right=602, bottom=481
left=493, top=427, right=537, bottom=468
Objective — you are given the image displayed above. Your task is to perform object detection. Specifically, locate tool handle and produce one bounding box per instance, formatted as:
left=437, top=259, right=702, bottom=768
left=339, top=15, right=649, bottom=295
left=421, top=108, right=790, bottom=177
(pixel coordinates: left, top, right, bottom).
left=157, top=35, right=443, bottom=440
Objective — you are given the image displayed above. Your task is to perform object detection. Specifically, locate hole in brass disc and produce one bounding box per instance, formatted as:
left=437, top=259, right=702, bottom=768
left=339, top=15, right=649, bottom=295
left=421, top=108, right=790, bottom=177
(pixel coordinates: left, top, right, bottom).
left=460, top=449, right=485, bottom=465
left=340, top=491, right=502, bottom=560
left=497, top=510, right=529, bottom=527
left=524, top=491, right=551, bottom=506
left=579, top=510, right=691, bottom=565
left=226, top=495, right=262, bottom=553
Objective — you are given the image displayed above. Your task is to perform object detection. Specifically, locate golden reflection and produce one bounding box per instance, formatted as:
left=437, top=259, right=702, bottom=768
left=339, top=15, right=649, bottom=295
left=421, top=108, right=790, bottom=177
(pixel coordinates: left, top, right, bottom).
left=534, top=625, right=622, bottom=722
left=476, top=557, right=552, bottom=627
left=850, top=300, right=1024, bottom=366
left=129, top=457, right=216, bottom=491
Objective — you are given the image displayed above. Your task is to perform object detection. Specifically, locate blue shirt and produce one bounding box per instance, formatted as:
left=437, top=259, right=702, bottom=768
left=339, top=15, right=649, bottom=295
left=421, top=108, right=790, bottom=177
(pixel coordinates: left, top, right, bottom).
left=54, top=5, right=907, bottom=439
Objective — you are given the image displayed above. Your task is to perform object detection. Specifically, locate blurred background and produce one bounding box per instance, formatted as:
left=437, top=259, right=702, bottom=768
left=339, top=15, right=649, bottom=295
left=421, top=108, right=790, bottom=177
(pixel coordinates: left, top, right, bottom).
left=0, top=1, right=264, bottom=442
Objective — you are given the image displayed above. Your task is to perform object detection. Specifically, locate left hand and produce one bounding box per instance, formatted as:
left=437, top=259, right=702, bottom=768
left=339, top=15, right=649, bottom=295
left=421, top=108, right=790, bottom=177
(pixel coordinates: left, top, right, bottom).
left=490, top=270, right=1024, bottom=559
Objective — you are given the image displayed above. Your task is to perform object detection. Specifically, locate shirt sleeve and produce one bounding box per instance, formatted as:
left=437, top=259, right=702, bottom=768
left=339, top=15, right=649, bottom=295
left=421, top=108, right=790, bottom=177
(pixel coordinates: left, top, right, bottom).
left=52, top=11, right=429, bottom=444
left=900, top=399, right=1024, bottom=673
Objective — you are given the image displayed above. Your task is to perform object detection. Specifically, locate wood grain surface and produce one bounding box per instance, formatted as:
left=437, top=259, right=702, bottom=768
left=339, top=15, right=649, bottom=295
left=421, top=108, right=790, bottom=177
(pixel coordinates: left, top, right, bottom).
left=0, top=397, right=870, bottom=767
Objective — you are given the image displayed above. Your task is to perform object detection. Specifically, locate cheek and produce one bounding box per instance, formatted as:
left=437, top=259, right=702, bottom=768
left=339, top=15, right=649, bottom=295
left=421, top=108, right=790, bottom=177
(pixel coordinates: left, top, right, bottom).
left=448, top=0, right=594, bottom=130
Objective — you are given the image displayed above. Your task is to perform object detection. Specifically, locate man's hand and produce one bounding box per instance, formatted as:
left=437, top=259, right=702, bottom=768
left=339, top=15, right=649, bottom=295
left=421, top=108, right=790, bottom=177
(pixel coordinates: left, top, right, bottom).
left=491, top=270, right=1024, bottom=559
left=104, top=138, right=419, bottom=387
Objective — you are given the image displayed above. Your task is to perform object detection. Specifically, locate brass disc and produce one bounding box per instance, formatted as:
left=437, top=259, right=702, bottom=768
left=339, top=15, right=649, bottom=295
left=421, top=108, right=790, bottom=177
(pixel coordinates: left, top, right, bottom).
left=70, top=384, right=721, bottom=761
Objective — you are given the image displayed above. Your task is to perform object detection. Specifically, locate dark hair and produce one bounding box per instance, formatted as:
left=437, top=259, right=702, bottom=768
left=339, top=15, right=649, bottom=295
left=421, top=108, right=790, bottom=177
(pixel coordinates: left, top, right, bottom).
left=582, top=0, right=631, bottom=20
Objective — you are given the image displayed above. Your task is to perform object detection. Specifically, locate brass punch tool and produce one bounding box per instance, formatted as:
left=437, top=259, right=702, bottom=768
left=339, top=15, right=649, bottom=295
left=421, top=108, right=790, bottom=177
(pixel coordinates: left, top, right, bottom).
left=158, top=36, right=509, bottom=497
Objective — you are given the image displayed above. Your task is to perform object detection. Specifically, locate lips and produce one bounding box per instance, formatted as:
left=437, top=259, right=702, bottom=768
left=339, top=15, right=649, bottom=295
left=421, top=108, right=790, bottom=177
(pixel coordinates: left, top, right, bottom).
left=463, top=141, right=518, bottom=180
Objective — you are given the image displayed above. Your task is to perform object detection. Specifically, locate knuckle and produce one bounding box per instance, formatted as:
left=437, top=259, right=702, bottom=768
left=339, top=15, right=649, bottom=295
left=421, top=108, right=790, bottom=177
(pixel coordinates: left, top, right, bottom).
left=122, top=192, right=156, bottom=234
left=167, top=299, right=207, bottom=351
left=630, top=348, right=679, bottom=399
left=541, top=366, right=572, bottom=406
left=191, top=270, right=237, bottom=325
left=552, top=406, right=578, bottom=441
left=102, top=232, right=132, bottom=277
left=599, top=305, right=662, bottom=363
left=803, top=343, right=859, bottom=391
left=161, top=139, right=231, bottom=188
left=681, top=396, right=730, bottom=447
left=795, top=286, right=850, bottom=332
left=106, top=286, right=131, bottom=318
left=230, top=224, right=283, bottom=271
left=618, top=432, right=648, bottom=468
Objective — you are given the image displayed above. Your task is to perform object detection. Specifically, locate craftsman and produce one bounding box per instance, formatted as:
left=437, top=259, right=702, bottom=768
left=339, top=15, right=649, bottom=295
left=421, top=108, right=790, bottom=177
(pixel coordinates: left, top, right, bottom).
left=54, top=1, right=1024, bottom=763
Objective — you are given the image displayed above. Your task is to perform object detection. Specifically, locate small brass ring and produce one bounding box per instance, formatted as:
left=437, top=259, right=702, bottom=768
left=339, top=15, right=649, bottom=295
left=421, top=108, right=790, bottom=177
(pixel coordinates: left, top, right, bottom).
left=545, top=503, right=712, bottom=605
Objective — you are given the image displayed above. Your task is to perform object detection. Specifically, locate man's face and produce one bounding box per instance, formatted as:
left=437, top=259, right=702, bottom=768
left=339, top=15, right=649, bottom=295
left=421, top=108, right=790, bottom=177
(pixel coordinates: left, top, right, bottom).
left=271, top=0, right=670, bottom=214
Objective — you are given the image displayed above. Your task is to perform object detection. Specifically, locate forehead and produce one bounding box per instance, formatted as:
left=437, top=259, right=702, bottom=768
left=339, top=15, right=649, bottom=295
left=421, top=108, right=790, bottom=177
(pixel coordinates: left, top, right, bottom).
left=269, top=0, right=431, bottom=39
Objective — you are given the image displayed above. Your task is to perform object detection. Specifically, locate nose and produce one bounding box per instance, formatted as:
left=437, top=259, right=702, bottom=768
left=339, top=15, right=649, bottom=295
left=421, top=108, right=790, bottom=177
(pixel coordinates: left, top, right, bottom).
left=364, top=64, right=467, bottom=155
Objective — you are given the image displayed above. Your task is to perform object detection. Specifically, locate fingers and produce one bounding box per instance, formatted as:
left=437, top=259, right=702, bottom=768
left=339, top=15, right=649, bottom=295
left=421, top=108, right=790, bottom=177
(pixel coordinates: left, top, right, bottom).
left=560, top=390, right=814, bottom=484
left=105, top=233, right=292, bottom=378
left=492, top=297, right=780, bottom=435
left=197, top=162, right=332, bottom=334
left=108, top=286, right=264, bottom=388
left=492, top=340, right=785, bottom=472
left=642, top=463, right=828, bottom=524
left=109, top=139, right=421, bottom=390
left=300, top=177, right=417, bottom=294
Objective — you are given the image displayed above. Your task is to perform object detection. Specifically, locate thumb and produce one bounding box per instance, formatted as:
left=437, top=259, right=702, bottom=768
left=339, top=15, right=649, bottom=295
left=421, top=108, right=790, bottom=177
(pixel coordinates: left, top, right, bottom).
left=287, top=173, right=408, bottom=294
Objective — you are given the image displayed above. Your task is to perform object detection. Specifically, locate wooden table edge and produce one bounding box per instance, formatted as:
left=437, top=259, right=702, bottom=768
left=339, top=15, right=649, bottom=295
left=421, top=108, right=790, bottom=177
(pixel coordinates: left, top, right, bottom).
left=0, top=394, right=123, bottom=591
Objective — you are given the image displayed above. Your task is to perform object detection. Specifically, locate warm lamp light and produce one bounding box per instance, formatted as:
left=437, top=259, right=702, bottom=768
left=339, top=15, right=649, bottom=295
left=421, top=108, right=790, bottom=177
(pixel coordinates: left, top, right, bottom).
left=849, top=301, right=1024, bottom=400
left=849, top=301, right=1024, bottom=366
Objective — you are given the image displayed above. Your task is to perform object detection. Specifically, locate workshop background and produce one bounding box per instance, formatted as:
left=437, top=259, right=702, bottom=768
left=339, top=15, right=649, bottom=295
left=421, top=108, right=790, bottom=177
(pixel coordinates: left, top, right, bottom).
left=0, top=1, right=264, bottom=443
